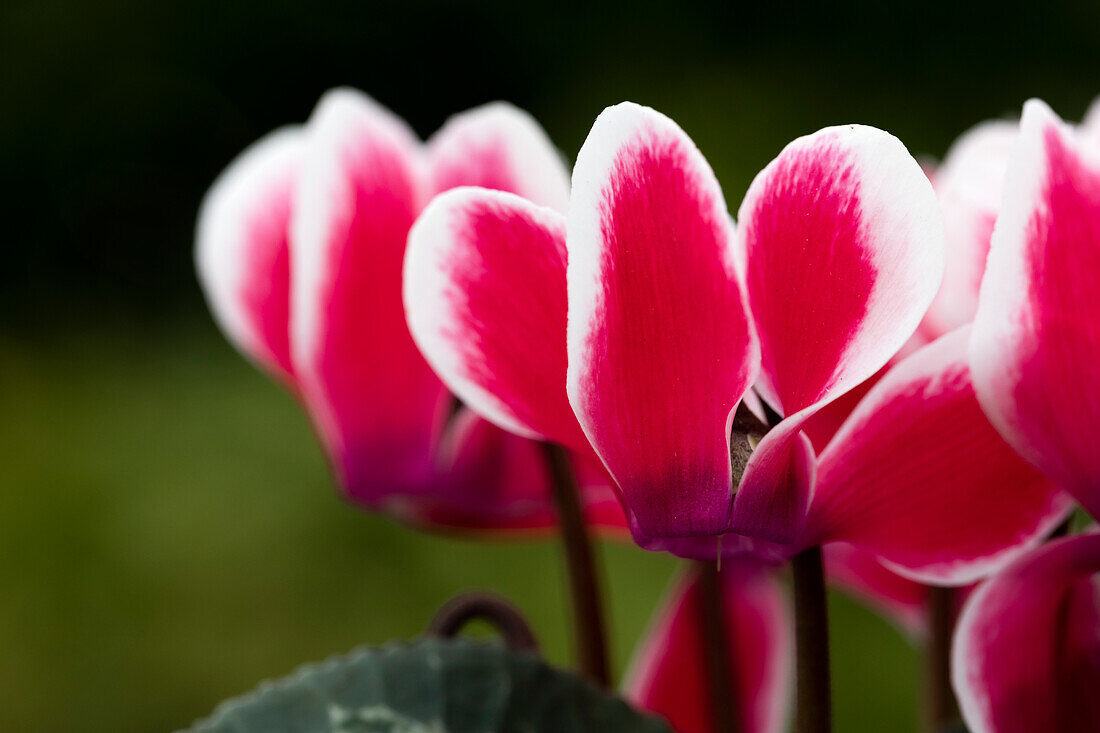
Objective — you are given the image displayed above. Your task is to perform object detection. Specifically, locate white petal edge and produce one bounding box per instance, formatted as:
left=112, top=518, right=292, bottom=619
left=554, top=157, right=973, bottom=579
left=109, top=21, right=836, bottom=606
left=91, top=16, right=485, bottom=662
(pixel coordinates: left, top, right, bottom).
left=427, top=101, right=571, bottom=213
left=195, top=126, right=302, bottom=367
left=736, top=123, right=945, bottom=416
left=565, top=101, right=752, bottom=471
left=969, top=98, right=1077, bottom=468
left=289, top=87, right=426, bottom=411
left=403, top=186, right=565, bottom=442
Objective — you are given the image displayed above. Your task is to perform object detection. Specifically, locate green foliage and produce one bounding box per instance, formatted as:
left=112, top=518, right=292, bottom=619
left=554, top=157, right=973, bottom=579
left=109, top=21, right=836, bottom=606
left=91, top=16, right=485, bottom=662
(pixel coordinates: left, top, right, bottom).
left=0, top=326, right=918, bottom=731
left=189, top=638, right=671, bottom=733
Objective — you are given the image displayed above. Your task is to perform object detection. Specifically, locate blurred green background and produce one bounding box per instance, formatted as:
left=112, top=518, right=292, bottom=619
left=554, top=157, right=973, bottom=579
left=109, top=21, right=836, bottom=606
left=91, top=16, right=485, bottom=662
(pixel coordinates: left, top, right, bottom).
left=4, top=0, right=1100, bottom=730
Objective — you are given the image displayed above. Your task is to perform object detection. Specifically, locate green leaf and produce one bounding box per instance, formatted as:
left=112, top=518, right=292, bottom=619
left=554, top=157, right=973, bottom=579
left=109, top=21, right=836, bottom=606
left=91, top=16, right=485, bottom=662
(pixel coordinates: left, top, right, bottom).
left=185, top=637, right=672, bottom=733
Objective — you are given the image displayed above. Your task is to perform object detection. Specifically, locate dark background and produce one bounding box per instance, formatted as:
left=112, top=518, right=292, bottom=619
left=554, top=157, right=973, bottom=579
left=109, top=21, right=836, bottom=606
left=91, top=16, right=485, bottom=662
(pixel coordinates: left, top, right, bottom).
left=7, top=0, right=1100, bottom=328
left=3, top=1, right=1099, bottom=731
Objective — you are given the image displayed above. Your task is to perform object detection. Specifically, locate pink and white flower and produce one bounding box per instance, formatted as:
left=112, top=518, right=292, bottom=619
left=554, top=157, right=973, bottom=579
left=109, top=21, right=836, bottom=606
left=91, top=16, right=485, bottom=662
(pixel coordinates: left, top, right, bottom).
left=810, top=120, right=1016, bottom=626
left=196, top=88, right=623, bottom=532
left=404, top=101, right=1069, bottom=583
left=919, top=120, right=1018, bottom=340
left=805, top=114, right=1017, bottom=452
left=953, top=532, right=1100, bottom=733
left=804, top=327, right=1072, bottom=585
left=814, top=103, right=1100, bottom=626
left=953, top=98, right=1100, bottom=733
left=624, top=563, right=792, bottom=733
left=971, top=100, right=1100, bottom=518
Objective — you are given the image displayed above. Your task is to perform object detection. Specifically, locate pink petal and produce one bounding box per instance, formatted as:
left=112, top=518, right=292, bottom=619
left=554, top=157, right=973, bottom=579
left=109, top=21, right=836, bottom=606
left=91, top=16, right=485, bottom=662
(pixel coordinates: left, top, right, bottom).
left=627, top=517, right=798, bottom=565
left=737, top=124, right=944, bottom=418
left=823, top=542, right=929, bottom=638
left=196, top=127, right=302, bottom=382
left=729, top=124, right=944, bottom=542
left=801, top=369, right=883, bottom=454
left=953, top=532, right=1100, bottom=733
left=922, top=121, right=1017, bottom=339
left=806, top=328, right=1074, bottom=585
left=728, top=424, right=816, bottom=542
left=624, top=563, right=792, bottom=733
left=427, top=102, right=570, bottom=213
left=404, top=187, right=589, bottom=453
left=290, top=88, right=444, bottom=501
left=802, top=321, right=933, bottom=457
left=971, top=99, right=1100, bottom=519
left=802, top=336, right=927, bottom=456
left=389, top=411, right=628, bottom=535
left=566, top=102, right=759, bottom=539
left=388, top=407, right=557, bottom=531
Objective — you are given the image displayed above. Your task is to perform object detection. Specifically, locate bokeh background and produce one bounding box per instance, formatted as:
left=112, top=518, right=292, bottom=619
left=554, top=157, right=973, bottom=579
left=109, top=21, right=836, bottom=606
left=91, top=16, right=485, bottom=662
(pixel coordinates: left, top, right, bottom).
left=4, top=1, right=1100, bottom=730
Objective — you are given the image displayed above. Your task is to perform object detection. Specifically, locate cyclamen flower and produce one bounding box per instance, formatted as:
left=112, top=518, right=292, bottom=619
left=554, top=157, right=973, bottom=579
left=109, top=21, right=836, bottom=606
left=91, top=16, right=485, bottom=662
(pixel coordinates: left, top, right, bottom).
left=624, top=562, right=792, bottom=733
left=816, top=105, right=1100, bottom=629
left=953, top=99, right=1100, bottom=733
left=953, top=533, right=1100, bottom=733
left=404, top=101, right=1070, bottom=584
left=900, top=95, right=1100, bottom=349
left=802, top=117, right=1017, bottom=456
left=196, top=88, right=623, bottom=531
left=812, top=122, right=1016, bottom=629
left=824, top=98, right=1100, bottom=651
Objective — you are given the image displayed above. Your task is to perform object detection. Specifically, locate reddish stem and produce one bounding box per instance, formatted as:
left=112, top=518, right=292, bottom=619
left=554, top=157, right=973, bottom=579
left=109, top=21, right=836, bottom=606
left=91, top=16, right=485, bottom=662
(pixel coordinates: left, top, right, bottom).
left=696, top=560, right=740, bottom=733
left=792, top=546, right=832, bottom=733
left=926, top=586, right=958, bottom=731
left=428, top=591, right=540, bottom=652
left=541, top=442, right=611, bottom=687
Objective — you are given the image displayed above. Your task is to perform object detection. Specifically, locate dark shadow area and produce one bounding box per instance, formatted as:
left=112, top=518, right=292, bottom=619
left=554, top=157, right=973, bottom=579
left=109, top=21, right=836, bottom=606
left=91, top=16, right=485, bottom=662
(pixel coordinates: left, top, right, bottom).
left=4, top=0, right=1100, bottom=332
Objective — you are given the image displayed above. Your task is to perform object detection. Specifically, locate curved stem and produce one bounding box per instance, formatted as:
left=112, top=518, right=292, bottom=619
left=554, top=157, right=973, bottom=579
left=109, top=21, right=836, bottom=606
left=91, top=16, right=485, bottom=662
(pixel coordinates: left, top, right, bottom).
left=792, top=546, right=832, bottom=733
left=696, top=560, right=739, bottom=733
left=926, top=586, right=957, bottom=731
left=428, top=591, right=540, bottom=652
left=541, top=442, right=611, bottom=687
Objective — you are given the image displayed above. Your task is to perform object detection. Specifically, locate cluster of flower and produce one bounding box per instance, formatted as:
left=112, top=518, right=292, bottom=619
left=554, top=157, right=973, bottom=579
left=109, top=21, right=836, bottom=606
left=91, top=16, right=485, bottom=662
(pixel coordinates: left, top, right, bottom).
left=197, top=88, right=1100, bottom=733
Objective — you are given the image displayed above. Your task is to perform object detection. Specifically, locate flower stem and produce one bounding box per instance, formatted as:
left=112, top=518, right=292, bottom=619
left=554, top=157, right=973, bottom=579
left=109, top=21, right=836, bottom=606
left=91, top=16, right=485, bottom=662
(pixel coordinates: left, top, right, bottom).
left=926, top=586, right=957, bottom=731
left=541, top=442, right=611, bottom=688
left=696, top=559, right=740, bottom=733
left=792, top=546, right=832, bottom=733
left=428, top=591, right=540, bottom=652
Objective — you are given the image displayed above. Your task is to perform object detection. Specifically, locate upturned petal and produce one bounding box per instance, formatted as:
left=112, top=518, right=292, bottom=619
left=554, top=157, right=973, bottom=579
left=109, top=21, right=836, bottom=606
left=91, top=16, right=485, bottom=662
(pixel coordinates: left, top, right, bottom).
left=196, top=127, right=302, bottom=382
left=290, top=88, right=444, bottom=501
left=737, top=123, right=944, bottom=418
left=427, top=102, right=571, bottom=213
left=731, top=124, right=944, bottom=541
left=953, top=532, right=1100, bottom=733
left=971, top=99, right=1100, bottom=519
left=566, top=102, right=760, bottom=539
left=624, top=564, right=792, bottom=733
left=405, top=187, right=589, bottom=453
left=805, top=328, right=1073, bottom=585
left=922, top=120, right=1017, bottom=338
